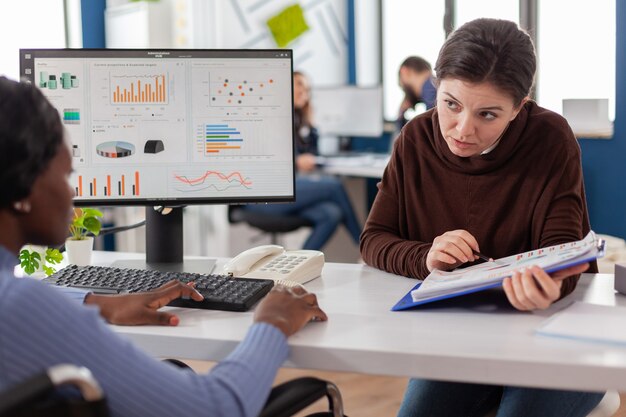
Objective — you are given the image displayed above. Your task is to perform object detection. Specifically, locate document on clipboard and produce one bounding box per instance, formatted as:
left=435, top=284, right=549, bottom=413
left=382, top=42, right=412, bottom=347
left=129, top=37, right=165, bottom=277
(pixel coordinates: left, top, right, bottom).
left=392, top=231, right=605, bottom=311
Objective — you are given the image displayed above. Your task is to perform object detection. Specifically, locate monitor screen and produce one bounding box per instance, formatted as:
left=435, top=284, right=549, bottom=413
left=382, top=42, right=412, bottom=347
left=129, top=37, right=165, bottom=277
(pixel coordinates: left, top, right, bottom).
left=19, top=49, right=295, bottom=272
left=20, top=49, right=295, bottom=206
left=310, top=86, right=383, bottom=137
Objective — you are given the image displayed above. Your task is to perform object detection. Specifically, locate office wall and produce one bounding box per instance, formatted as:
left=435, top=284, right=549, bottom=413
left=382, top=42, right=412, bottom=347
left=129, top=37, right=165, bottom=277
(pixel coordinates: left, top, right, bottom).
left=578, top=2, right=626, bottom=239
left=83, top=1, right=626, bottom=240
left=199, top=0, right=349, bottom=86
left=102, top=0, right=349, bottom=86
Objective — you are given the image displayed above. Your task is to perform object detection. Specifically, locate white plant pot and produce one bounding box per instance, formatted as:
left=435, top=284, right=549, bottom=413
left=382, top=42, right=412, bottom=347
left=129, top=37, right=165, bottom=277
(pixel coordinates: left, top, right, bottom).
left=65, top=237, right=94, bottom=266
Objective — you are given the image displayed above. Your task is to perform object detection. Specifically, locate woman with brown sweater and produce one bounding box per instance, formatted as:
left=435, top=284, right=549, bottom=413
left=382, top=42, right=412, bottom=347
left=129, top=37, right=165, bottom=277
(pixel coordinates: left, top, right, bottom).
left=361, top=18, right=603, bottom=417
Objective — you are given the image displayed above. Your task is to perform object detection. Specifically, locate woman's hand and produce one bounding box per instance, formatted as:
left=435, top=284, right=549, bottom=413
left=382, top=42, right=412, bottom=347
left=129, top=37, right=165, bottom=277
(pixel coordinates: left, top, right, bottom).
left=426, top=229, right=481, bottom=272
left=254, top=285, right=327, bottom=337
left=502, top=263, right=589, bottom=311
left=85, top=280, right=204, bottom=326
left=296, top=153, right=317, bottom=173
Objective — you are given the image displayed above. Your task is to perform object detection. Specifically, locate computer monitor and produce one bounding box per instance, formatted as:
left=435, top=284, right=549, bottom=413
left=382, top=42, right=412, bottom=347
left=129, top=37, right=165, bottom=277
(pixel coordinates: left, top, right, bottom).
left=20, top=49, right=295, bottom=273
left=562, top=98, right=613, bottom=137
left=310, top=86, right=383, bottom=137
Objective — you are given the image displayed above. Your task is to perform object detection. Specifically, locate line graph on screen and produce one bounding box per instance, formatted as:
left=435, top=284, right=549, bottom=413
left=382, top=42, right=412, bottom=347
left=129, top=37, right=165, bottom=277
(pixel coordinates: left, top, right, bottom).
left=171, top=169, right=253, bottom=193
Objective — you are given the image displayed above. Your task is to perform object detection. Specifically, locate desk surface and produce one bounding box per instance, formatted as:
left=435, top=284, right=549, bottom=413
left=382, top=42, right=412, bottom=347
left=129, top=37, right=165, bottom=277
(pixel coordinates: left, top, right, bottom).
left=99, top=252, right=626, bottom=392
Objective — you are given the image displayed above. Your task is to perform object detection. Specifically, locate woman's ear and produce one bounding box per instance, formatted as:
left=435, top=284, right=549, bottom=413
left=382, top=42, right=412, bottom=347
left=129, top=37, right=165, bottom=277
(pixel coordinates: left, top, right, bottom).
left=12, top=200, right=31, bottom=214
left=510, top=96, right=530, bottom=121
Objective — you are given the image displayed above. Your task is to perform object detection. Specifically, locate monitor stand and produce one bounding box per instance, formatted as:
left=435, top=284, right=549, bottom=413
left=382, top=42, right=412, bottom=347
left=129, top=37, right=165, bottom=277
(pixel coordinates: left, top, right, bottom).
left=112, top=207, right=216, bottom=274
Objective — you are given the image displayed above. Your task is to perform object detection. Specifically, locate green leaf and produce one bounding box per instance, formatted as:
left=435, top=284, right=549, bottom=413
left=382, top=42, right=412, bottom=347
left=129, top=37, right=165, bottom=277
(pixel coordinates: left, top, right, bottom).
left=45, top=248, right=63, bottom=264
left=71, top=207, right=103, bottom=238
left=19, top=249, right=41, bottom=275
left=42, top=265, right=56, bottom=276
left=82, top=208, right=104, bottom=218
left=18, top=249, right=30, bottom=263
left=83, top=217, right=101, bottom=235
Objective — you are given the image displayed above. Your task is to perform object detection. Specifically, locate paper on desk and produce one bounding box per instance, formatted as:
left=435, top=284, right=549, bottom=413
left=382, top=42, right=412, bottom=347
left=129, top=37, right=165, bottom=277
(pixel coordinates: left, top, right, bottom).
left=536, top=302, right=626, bottom=345
left=411, top=231, right=602, bottom=302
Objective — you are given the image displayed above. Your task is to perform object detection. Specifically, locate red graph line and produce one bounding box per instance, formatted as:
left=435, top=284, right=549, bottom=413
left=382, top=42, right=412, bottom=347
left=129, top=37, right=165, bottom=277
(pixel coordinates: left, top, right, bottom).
left=174, top=171, right=252, bottom=187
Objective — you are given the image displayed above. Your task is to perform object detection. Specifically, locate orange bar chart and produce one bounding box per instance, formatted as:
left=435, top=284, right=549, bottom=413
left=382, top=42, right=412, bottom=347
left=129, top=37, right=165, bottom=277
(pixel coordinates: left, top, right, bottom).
left=112, top=75, right=167, bottom=104
left=75, top=171, right=140, bottom=197
left=77, top=175, right=83, bottom=197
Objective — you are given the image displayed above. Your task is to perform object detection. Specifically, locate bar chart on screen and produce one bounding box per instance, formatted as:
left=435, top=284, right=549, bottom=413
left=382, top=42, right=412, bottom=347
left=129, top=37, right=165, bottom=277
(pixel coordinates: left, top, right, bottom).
left=74, top=171, right=141, bottom=198
left=110, top=73, right=169, bottom=105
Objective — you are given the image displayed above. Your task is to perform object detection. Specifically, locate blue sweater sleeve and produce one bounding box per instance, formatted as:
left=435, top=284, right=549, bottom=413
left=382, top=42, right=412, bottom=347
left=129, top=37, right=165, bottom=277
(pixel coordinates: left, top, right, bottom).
left=0, top=276, right=289, bottom=417
left=49, top=284, right=89, bottom=303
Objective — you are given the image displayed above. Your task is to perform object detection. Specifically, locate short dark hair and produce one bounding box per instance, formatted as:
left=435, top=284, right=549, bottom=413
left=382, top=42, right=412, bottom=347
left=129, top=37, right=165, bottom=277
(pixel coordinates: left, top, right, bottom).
left=399, top=56, right=432, bottom=75
left=434, top=18, right=536, bottom=106
left=0, top=77, right=64, bottom=208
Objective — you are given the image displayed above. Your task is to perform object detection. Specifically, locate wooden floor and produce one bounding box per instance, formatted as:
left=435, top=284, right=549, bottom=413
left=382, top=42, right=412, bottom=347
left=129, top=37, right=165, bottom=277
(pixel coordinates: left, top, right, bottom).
left=615, top=394, right=626, bottom=417
left=185, top=360, right=626, bottom=416
left=185, top=360, right=407, bottom=416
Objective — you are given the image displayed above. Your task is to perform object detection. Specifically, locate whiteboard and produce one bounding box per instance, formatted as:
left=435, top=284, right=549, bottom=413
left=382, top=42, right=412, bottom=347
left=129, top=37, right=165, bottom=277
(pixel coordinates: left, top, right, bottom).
left=209, top=0, right=348, bottom=86
left=311, top=86, right=383, bottom=137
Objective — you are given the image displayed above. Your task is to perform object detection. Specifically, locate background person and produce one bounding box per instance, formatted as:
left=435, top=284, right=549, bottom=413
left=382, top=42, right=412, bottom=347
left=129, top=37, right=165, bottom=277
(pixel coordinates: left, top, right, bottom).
left=0, top=76, right=327, bottom=417
left=360, top=19, right=603, bottom=417
left=396, top=56, right=437, bottom=132
left=243, top=71, right=362, bottom=251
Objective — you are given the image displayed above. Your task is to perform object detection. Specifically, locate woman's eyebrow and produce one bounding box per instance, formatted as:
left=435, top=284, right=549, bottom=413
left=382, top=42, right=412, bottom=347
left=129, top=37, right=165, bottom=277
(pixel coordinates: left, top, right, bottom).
left=442, top=92, right=504, bottom=111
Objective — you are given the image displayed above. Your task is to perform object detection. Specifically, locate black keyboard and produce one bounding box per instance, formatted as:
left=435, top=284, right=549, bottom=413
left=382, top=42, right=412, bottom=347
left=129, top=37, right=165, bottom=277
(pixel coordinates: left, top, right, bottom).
left=44, top=265, right=274, bottom=312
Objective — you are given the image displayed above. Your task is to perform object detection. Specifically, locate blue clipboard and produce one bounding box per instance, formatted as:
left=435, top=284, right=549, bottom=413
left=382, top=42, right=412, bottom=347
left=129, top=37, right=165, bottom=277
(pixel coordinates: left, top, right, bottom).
left=391, top=238, right=606, bottom=311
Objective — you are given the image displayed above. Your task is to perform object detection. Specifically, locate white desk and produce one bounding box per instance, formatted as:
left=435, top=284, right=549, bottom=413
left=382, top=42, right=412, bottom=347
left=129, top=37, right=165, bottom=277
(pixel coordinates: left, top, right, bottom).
left=97, top=252, right=626, bottom=392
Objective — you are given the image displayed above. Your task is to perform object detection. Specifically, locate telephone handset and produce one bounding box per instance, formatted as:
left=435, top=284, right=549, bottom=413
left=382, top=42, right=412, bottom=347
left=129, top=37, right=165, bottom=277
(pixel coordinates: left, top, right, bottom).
left=222, top=245, right=324, bottom=285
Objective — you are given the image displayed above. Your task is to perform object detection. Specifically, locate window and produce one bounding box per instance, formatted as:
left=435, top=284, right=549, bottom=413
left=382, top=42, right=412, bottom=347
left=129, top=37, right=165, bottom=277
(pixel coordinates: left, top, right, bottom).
left=537, top=0, right=615, bottom=121
left=380, top=0, right=615, bottom=129
left=455, top=0, right=519, bottom=27
left=0, top=0, right=66, bottom=81
left=381, top=1, right=445, bottom=121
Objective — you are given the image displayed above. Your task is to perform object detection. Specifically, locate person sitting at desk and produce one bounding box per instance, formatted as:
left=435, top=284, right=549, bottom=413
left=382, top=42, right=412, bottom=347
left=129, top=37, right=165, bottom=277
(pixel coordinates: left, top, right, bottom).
left=360, top=19, right=603, bottom=417
left=396, top=55, right=437, bottom=132
left=242, top=71, right=362, bottom=250
left=0, top=76, right=328, bottom=417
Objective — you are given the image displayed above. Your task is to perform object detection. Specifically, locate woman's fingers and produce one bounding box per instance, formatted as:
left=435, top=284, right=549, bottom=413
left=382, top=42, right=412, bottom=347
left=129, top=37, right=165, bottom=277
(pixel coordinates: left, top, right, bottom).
left=504, top=266, right=564, bottom=311
left=427, top=230, right=482, bottom=271
left=509, top=271, right=535, bottom=310
left=550, top=263, right=589, bottom=281
left=503, top=276, right=525, bottom=310
left=528, top=266, right=562, bottom=302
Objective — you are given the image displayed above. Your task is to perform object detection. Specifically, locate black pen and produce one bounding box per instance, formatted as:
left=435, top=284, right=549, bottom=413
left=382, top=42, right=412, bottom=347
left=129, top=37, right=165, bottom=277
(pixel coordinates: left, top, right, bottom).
left=472, top=250, right=494, bottom=262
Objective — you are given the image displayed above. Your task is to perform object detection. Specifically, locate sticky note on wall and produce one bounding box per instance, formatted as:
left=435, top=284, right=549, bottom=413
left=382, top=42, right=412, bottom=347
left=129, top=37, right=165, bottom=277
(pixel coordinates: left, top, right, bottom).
left=266, top=3, right=310, bottom=48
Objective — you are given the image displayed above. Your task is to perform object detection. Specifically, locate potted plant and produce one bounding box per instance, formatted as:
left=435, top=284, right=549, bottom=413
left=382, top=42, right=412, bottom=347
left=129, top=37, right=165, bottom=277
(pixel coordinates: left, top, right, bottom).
left=65, top=207, right=103, bottom=266
left=19, top=245, right=63, bottom=277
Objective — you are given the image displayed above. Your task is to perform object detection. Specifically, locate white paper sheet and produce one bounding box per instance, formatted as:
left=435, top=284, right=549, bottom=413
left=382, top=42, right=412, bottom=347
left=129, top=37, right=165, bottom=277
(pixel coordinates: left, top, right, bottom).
left=536, top=301, right=626, bottom=345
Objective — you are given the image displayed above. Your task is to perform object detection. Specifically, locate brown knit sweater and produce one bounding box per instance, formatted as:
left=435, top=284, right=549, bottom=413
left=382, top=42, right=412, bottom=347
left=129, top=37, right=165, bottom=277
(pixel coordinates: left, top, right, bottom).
left=360, top=101, right=596, bottom=298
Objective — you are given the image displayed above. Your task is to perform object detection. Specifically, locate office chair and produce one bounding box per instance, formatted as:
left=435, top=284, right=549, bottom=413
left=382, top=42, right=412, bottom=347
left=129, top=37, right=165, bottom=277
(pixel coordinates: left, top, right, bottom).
left=1, top=362, right=347, bottom=417
left=228, top=205, right=313, bottom=246
left=5, top=364, right=615, bottom=417
left=0, top=364, right=108, bottom=417
left=164, top=358, right=347, bottom=417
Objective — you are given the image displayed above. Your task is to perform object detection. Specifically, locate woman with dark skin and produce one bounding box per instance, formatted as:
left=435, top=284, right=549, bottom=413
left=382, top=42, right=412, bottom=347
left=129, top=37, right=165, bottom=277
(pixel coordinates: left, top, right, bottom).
left=0, top=76, right=327, bottom=417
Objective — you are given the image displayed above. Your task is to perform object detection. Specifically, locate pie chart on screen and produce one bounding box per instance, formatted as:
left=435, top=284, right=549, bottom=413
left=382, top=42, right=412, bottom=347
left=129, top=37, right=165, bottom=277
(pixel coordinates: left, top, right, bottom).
left=96, top=141, right=135, bottom=158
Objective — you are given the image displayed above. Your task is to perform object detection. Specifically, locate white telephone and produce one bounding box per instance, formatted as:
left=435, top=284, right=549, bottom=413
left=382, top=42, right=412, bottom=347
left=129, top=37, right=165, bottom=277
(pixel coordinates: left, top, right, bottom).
left=222, top=245, right=325, bottom=285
